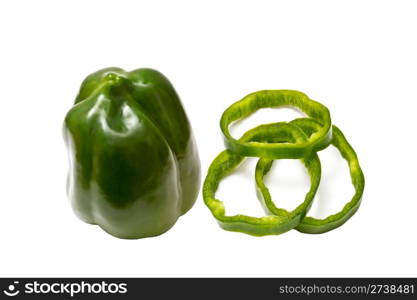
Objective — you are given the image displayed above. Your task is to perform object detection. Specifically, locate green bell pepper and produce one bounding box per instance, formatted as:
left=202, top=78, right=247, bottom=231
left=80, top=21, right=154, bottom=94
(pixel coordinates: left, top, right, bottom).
left=204, top=89, right=365, bottom=236
left=255, top=118, right=365, bottom=234
left=255, top=118, right=365, bottom=233
left=63, top=67, right=200, bottom=239
left=203, top=122, right=321, bottom=236
left=220, top=90, right=332, bottom=159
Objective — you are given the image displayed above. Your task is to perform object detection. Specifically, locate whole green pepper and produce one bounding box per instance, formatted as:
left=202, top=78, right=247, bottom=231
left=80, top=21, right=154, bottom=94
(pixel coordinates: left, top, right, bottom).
left=63, top=68, right=200, bottom=239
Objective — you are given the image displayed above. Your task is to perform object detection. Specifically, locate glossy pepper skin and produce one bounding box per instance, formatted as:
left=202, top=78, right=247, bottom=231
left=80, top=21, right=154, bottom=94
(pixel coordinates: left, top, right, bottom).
left=63, top=68, right=200, bottom=239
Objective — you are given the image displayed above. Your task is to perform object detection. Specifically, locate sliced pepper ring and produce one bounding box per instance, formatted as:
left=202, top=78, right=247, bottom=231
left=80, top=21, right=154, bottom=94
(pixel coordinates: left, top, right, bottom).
left=220, top=90, right=332, bottom=159
left=255, top=118, right=365, bottom=234
left=203, top=122, right=321, bottom=236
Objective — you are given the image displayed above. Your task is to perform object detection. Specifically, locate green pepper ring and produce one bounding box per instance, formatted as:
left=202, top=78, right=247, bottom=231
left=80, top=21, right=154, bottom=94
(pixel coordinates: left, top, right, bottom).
left=203, top=122, right=321, bottom=236
left=255, top=118, right=365, bottom=234
left=220, top=90, right=332, bottom=159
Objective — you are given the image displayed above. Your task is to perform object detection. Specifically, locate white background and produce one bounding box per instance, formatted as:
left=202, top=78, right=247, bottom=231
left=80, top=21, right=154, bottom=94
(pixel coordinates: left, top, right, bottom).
left=0, top=0, right=416, bottom=277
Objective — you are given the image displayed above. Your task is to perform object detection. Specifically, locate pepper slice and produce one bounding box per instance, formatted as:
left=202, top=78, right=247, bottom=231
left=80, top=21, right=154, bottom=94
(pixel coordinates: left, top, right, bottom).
left=220, top=90, right=332, bottom=159
left=255, top=118, right=365, bottom=234
left=203, top=122, right=321, bottom=236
